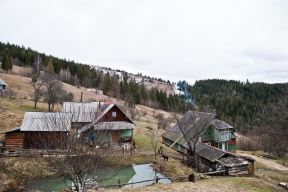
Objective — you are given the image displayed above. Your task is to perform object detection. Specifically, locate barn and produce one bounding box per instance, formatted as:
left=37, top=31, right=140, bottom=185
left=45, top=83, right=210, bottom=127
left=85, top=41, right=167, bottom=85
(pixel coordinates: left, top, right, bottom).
left=2, top=112, right=72, bottom=151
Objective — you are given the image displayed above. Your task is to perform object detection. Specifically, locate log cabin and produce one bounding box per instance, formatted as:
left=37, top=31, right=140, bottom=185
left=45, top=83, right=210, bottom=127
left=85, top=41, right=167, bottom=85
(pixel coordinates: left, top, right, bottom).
left=2, top=112, right=72, bottom=151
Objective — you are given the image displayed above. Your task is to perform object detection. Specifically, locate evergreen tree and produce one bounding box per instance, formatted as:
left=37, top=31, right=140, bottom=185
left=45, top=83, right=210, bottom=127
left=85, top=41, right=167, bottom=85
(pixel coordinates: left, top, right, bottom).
left=1, top=48, right=13, bottom=73
left=47, top=57, right=54, bottom=73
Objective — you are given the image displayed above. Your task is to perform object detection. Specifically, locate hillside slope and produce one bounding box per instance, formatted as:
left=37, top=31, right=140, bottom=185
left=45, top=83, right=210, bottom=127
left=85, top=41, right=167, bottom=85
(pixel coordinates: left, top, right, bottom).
left=0, top=68, right=171, bottom=133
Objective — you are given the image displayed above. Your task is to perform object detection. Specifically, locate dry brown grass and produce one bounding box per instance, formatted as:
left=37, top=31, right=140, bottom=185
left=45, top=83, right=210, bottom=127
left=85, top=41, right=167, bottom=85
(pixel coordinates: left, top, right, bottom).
left=102, top=177, right=284, bottom=192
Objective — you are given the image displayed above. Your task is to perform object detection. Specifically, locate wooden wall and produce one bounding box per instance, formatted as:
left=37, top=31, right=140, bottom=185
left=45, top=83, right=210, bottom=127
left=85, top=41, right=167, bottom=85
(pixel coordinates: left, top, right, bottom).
left=5, top=133, right=25, bottom=151
left=100, top=105, right=132, bottom=123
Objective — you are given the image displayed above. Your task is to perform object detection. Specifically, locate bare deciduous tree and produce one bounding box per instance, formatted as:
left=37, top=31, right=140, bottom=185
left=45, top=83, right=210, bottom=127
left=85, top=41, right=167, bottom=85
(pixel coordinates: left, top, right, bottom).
left=31, top=108, right=127, bottom=191
left=170, top=104, right=214, bottom=169
left=252, top=97, right=288, bottom=157
left=30, top=77, right=45, bottom=109
left=147, top=129, right=161, bottom=163
left=5, top=86, right=16, bottom=101
left=41, top=73, right=66, bottom=112
left=32, top=54, right=43, bottom=75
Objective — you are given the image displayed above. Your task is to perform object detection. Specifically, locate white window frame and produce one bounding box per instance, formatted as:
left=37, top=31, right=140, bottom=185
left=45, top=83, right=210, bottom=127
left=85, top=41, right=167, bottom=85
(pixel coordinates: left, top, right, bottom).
left=112, top=112, right=116, bottom=117
left=220, top=130, right=230, bottom=141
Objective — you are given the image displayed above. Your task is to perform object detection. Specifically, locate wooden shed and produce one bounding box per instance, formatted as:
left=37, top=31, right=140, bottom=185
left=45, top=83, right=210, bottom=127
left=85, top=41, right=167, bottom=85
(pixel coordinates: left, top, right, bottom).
left=2, top=112, right=72, bottom=152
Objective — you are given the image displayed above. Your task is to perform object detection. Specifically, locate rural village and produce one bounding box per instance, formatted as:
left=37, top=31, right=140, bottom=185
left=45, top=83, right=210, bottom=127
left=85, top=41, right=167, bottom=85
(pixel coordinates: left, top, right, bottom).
left=1, top=2, right=288, bottom=190
left=0, top=59, right=288, bottom=192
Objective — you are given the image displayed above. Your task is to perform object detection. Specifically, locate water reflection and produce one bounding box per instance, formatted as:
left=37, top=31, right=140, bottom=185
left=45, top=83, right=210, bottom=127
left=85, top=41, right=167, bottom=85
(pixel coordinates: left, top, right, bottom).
left=29, top=164, right=171, bottom=192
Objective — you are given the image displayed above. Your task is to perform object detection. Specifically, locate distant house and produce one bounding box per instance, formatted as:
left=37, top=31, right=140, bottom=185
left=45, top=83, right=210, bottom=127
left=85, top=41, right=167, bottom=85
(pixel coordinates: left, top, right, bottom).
left=162, top=111, right=254, bottom=176
left=95, top=90, right=103, bottom=94
left=78, top=103, right=136, bottom=150
left=2, top=112, right=72, bottom=151
left=0, top=78, right=8, bottom=95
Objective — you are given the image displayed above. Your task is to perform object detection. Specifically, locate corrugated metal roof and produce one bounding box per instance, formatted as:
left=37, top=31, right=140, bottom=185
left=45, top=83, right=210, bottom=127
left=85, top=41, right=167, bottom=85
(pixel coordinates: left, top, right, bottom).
left=184, top=141, right=228, bottom=162
left=62, top=102, right=102, bottom=122
left=95, top=122, right=135, bottom=130
left=0, top=78, right=8, bottom=86
left=211, top=119, right=233, bottom=130
left=20, top=112, right=72, bottom=131
left=78, top=104, right=135, bottom=133
left=2, top=127, right=21, bottom=134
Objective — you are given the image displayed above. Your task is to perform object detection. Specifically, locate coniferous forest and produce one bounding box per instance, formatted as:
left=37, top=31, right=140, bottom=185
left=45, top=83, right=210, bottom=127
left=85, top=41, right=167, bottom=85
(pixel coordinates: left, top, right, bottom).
left=188, top=79, right=288, bottom=133
left=0, top=41, right=192, bottom=112
left=1, top=41, right=288, bottom=133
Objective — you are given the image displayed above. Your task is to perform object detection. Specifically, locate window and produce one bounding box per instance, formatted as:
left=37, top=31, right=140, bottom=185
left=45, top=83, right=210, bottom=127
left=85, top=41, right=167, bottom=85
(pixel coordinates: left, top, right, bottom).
left=220, top=130, right=230, bottom=141
left=178, top=144, right=181, bottom=151
left=112, top=112, right=116, bottom=117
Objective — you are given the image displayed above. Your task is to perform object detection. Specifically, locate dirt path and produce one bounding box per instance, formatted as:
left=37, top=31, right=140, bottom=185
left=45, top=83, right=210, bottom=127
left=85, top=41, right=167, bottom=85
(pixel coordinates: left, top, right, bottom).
left=239, top=153, right=288, bottom=171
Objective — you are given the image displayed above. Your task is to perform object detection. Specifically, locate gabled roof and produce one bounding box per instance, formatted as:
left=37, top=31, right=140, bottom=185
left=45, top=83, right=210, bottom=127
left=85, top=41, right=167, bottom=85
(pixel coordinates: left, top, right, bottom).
left=20, top=112, right=72, bottom=131
left=0, top=78, right=8, bottom=86
left=78, top=104, right=135, bottom=133
left=211, top=119, right=233, bottom=130
left=169, top=111, right=217, bottom=137
left=62, top=102, right=110, bottom=123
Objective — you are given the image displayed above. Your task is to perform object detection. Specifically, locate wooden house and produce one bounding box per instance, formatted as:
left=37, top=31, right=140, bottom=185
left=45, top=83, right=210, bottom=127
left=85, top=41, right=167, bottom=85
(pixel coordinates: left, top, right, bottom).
left=0, top=78, right=8, bottom=95
left=2, top=112, right=72, bottom=151
left=78, top=103, right=136, bottom=150
left=162, top=111, right=254, bottom=176
left=62, top=102, right=111, bottom=129
left=163, top=111, right=237, bottom=153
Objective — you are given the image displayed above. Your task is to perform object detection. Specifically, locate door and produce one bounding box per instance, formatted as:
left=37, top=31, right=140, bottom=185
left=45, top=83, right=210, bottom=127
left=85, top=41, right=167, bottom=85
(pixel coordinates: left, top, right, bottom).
left=112, top=130, right=120, bottom=141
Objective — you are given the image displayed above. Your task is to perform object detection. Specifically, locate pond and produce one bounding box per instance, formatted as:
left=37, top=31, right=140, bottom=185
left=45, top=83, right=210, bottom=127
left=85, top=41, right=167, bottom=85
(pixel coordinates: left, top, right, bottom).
left=29, top=164, right=171, bottom=192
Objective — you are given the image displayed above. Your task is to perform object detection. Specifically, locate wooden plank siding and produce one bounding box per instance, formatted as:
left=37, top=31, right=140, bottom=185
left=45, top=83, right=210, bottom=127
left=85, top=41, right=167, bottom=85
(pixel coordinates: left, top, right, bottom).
left=5, top=133, right=25, bottom=151
left=99, top=105, right=132, bottom=123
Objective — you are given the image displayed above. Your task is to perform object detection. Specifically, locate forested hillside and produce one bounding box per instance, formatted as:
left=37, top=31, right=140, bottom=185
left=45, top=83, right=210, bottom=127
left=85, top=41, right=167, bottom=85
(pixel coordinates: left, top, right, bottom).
left=188, top=79, right=288, bottom=132
left=0, top=41, right=192, bottom=111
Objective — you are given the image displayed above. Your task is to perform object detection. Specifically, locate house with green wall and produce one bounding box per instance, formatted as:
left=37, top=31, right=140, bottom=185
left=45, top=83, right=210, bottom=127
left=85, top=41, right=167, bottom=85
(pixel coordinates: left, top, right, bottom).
left=162, top=111, right=237, bottom=154
left=78, top=103, right=136, bottom=150
left=161, top=111, right=255, bottom=176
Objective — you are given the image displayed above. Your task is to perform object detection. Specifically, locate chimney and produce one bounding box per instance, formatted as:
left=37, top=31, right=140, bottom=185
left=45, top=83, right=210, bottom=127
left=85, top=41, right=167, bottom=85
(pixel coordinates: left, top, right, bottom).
left=98, top=102, right=101, bottom=116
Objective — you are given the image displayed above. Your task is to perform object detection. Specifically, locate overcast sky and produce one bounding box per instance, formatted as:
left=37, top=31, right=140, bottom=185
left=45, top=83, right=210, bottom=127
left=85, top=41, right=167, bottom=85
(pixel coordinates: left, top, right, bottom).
left=1, top=0, right=288, bottom=84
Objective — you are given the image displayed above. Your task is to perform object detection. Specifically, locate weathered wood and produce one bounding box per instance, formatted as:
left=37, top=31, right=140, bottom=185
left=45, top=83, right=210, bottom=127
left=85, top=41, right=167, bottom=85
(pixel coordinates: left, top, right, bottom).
left=97, top=176, right=190, bottom=188
left=118, top=179, right=121, bottom=188
left=202, top=170, right=226, bottom=175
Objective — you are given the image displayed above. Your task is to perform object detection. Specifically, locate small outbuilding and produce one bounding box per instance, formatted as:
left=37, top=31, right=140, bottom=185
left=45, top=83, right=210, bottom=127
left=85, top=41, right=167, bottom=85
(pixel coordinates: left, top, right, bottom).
left=0, top=77, right=8, bottom=95
left=2, top=112, right=72, bottom=151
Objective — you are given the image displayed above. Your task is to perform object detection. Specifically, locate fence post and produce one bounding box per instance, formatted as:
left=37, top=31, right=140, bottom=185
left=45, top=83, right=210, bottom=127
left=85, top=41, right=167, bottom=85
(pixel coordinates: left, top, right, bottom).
left=156, top=176, right=159, bottom=183
left=122, top=147, right=124, bottom=156
left=118, top=179, right=121, bottom=188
